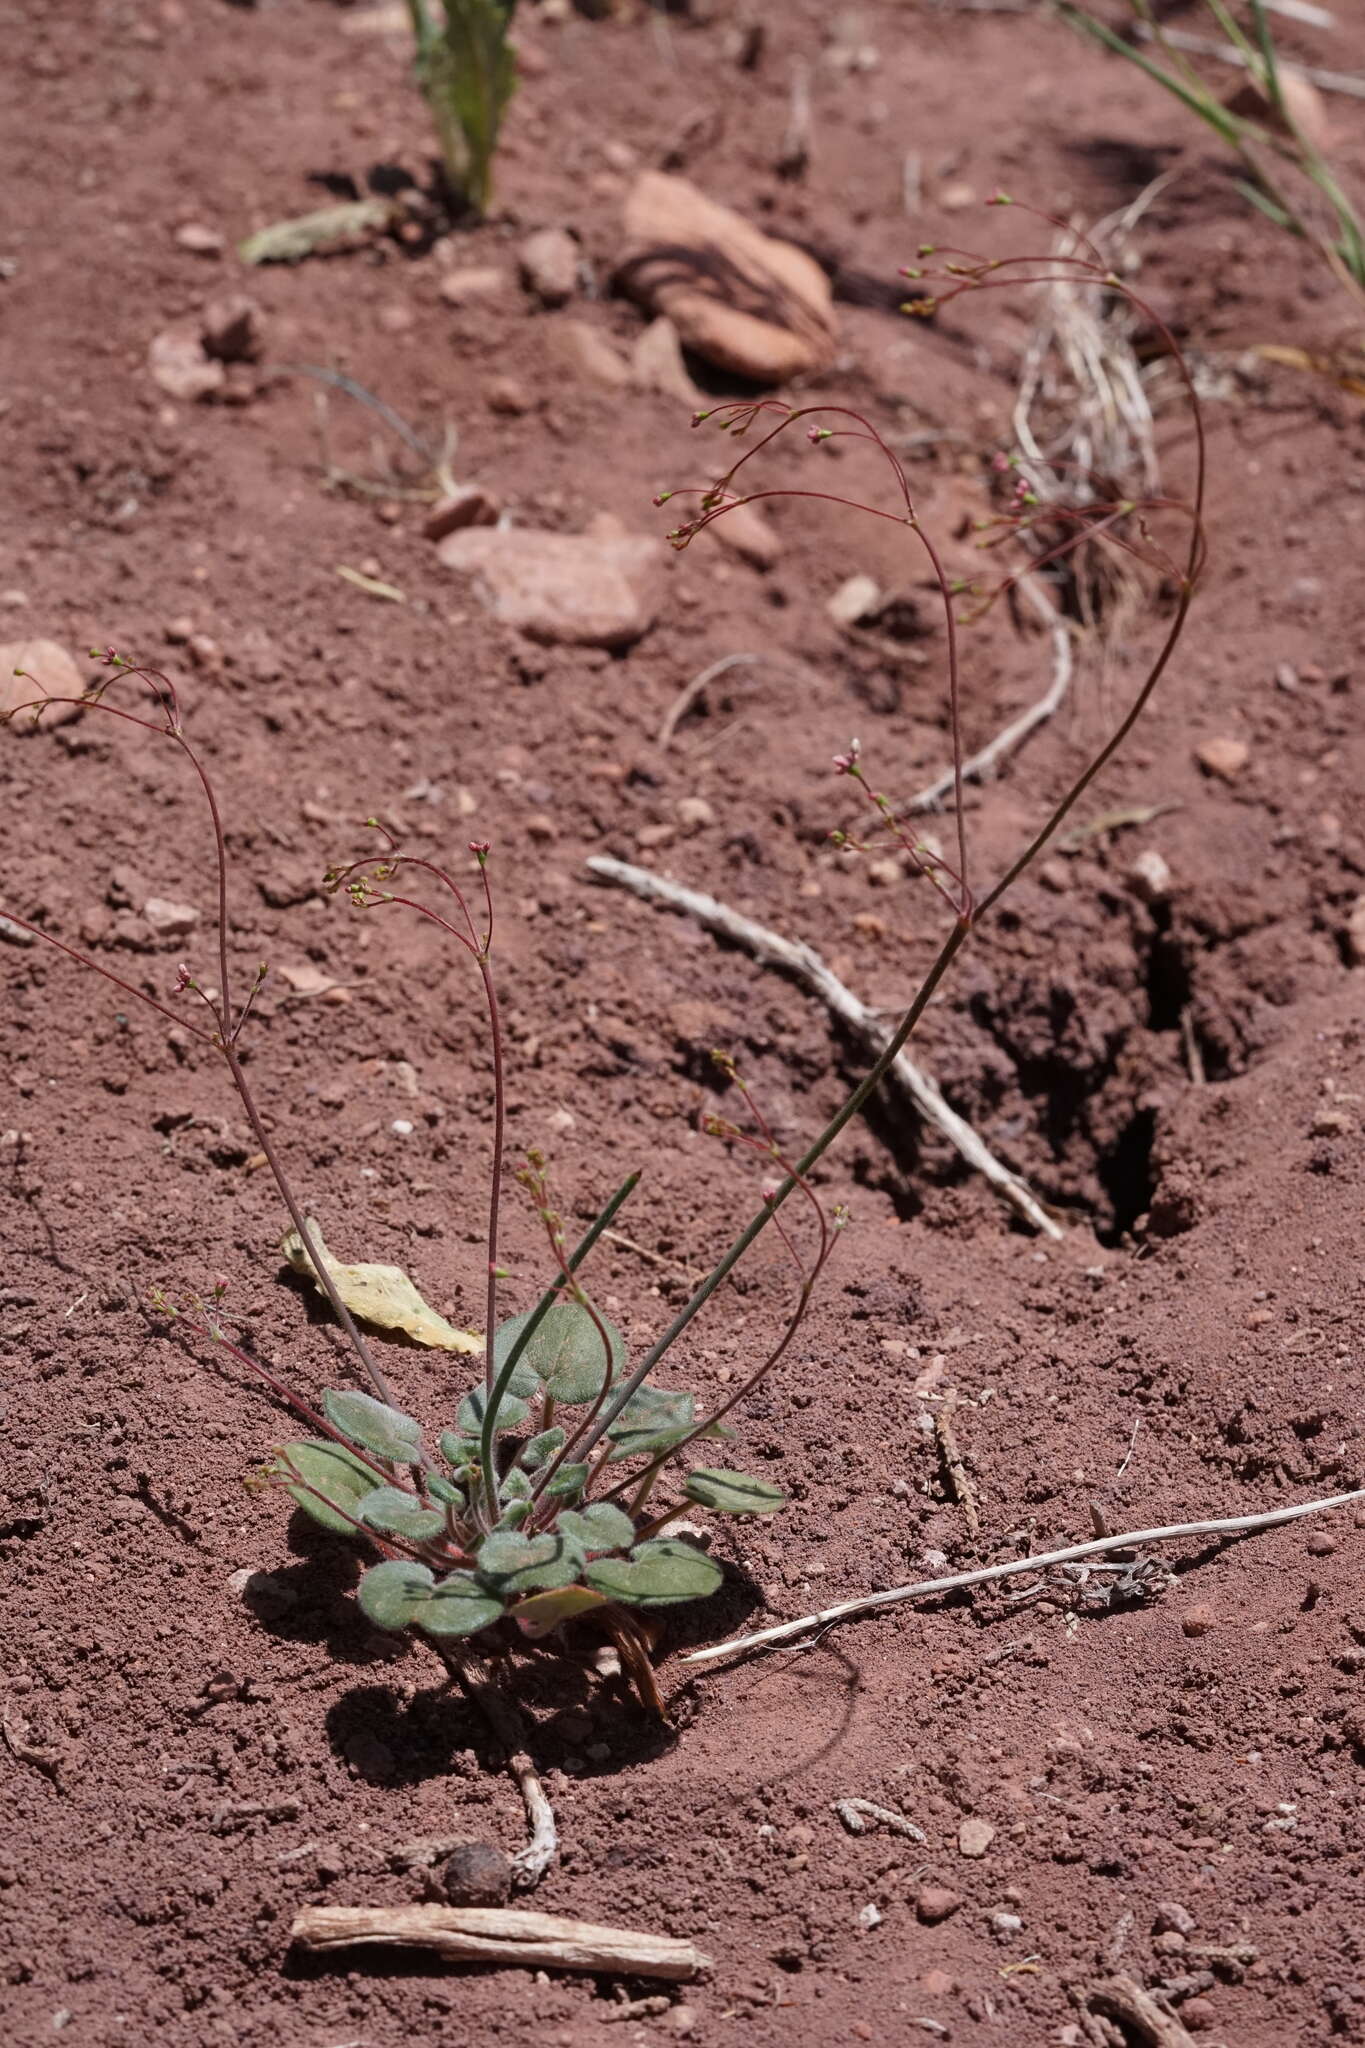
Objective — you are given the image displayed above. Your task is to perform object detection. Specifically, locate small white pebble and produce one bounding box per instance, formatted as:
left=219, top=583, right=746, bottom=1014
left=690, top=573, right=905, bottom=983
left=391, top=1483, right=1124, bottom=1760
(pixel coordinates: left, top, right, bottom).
left=391, top=1119, right=414, bottom=1137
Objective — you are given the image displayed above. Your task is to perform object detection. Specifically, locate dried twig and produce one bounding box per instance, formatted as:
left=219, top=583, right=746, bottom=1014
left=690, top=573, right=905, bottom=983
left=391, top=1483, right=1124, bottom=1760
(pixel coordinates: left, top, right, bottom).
left=1078, top=1975, right=1200, bottom=2048
left=585, top=854, right=1062, bottom=1239
left=1133, top=23, right=1365, bottom=99
left=904, top=574, right=1073, bottom=813
left=934, top=1398, right=980, bottom=1539
left=657, top=652, right=772, bottom=751
left=456, top=1653, right=557, bottom=1889
left=681, top=1483, right=1365, bottom=1665
left=777, top=59, right=813, bottom=179
left=290, top=1904, right=711, bottom=1980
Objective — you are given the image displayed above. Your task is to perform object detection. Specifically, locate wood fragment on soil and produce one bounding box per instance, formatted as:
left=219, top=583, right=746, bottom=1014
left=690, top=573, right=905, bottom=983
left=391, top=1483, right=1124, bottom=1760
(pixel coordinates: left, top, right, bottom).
left=585, top=855, right=1063, bottom=1240
left=289, top=1905, right=712, bottom=1981
left=933, top=1397, right=980, bottom=1539
left=1074, top=1974, right=1201, bottom=2048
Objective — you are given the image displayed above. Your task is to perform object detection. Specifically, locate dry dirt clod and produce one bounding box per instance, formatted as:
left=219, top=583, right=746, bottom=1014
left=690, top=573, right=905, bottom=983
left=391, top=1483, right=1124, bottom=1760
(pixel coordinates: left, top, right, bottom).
left=915, top=1886, right=963, bottom=1924
left=1181, top=1604, right=1215, bottom=1638
left=958, top=1817, right=995, bottom=1859
left=443, top=1841, right=514, bottom=1906
left=424, top=486, right=501, bottom=542
left=1153, top=1901, right=1196, bottom=1936
left=148, top=326, right=225, bottom=402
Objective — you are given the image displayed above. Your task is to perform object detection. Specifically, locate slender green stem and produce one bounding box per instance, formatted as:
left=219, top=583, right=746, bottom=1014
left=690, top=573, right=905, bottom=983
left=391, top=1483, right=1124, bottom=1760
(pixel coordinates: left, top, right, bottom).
left=475, top=1171, right=640, bottom=1525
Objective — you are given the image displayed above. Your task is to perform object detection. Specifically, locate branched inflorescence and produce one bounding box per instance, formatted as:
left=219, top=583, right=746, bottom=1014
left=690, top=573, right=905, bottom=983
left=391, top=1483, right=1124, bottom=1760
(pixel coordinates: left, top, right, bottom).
left=1, top=213, right=1205, bottom=1712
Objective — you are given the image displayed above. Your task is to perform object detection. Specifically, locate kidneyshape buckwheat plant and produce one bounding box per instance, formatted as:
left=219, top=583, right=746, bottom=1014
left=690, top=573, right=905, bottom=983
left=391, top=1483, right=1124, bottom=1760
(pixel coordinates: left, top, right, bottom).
left=1, top=214, right=1206, bottom=1720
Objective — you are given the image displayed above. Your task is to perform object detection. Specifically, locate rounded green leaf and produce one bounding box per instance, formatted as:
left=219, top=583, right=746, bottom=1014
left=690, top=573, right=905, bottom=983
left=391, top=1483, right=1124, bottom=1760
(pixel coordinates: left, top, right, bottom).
left=476, top=1529, right=586, bottom=1594
left=523, top=1426, right=566, bottom=1470
left=542, top=1462, right=588, bottom=1502
left=457, top=1384, right=530, bottom=1435
left=357, top=1486, right=447, bottom=1543
left=496, top=1301, right=627, bottom=1406
left=427, top=1474, right=465, bottom=1508
left=604, top=1384, right=734, bottom=1461
left=418, top=1572, right=505, bottom=1640
left=271, top=1439, right=377, bottom=1534
left=500, top=1468, right=532, bottom=1503
left=513, top=1585, right=610, bottom=1639
left=584, top=1536, right=723, bottom=1609
left=439, top=1431, right=482, bottom=1471
left=323, top=1389, right=423, bottom=1465
left=357, top=1558, right=434, bottom=1629
left=489, top=1324, right=549, bottom=1400
left=558, top=1503, right=636, bottom=1553
left=683, top=1468, right=786, bottom=1516
left=494, top=1499, right=532, bottom=1531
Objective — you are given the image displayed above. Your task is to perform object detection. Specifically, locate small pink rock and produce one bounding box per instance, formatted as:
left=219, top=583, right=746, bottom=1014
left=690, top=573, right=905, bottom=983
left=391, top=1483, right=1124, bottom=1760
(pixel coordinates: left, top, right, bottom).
left=1182, top=1604, right=1215, bottom=1638
left=438, top=266, right=511, bottom=307
left=1195, top=735, right=1249, bottom=782
left=958, top=1816, right=996, bottom=1859
left=174, top=222, right=224, bottom=256
left=915, top=1885, right=963, bottom=1925
left=437, top=527, right=662, bottom=650
left=920, top=1969, right=956, bottom=1997
left=518, top=225, right=579, bottom=306
left=708, top=500, right=781, bottom=571
left=552, top=318, right=629, bottom=390
left=485, top=375, right=533, bottom=417
left=0, top=640, right=87, bottom=729
left=142, top=897, right=201, bottom=938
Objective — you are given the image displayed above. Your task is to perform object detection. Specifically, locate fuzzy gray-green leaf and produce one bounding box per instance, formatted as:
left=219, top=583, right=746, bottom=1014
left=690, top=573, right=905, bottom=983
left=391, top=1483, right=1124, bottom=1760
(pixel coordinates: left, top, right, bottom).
left=357, top=1558, right=434, bottom=1629
left=523, top=1426, right=566, bottom=1470
left=476, top=1529, right=586, bottom=1594
left=683, top=1468, right=786, bottom=1516
left=457, top=1385, right=529, bottom=1435
left=357, top=1486, right=447, bottom=1543
left=323, top=1389, right=424, bottom=1464
left=439, top=1431, right=483, bottom=1470
left=497, top=1301, right=626, bottom=1406
left=584, top=1537, right=723, bottom=1609
left=417, top=1571, right=505, bottom=1640
left=558, top=1503, right=636, bottom=1553
left=270, top=1439, right=377, bottom=1534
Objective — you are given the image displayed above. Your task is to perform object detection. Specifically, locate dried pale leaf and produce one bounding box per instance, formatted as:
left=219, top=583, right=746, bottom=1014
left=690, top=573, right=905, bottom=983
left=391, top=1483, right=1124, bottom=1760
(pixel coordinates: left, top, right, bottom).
left=239, top=198, right=394, bottom=266
left=282, top=1220, right=482, bottom=1353
left=336, top=565, right=407, bottom=603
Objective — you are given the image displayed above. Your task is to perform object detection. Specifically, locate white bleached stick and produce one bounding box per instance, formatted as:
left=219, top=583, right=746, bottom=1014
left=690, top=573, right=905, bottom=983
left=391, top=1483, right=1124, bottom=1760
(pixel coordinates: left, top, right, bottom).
left=681, top=1486, right=1365, bottom=1665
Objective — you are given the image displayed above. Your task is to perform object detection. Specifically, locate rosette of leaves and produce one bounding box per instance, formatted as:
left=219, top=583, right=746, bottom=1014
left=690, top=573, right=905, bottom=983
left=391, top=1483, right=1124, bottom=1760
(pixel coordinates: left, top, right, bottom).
left=256, top=1303, right=784, bottom=1687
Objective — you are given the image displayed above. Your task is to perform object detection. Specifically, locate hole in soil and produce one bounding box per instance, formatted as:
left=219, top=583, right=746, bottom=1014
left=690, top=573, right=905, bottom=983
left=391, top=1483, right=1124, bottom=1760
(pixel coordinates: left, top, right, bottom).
left=1095, top=1104, right=1157, bottom=1244
left=1144, top=922, right=1191, bottom=1033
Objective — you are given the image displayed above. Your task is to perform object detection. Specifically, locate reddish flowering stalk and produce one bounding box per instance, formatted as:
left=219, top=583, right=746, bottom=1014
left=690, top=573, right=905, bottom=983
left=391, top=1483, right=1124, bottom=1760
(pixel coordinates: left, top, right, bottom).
left=0, top=653, right=396, bottom=1408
